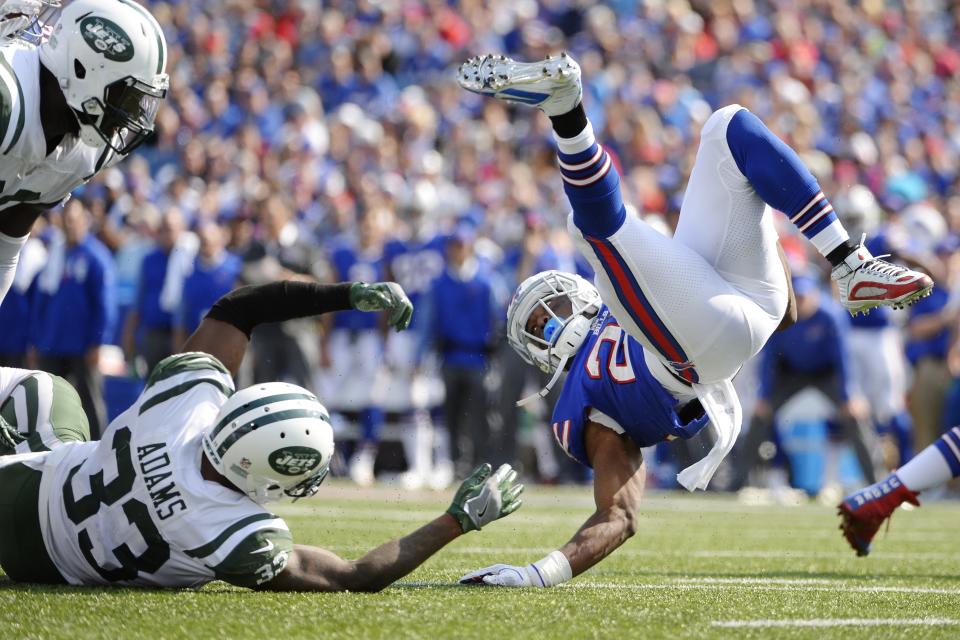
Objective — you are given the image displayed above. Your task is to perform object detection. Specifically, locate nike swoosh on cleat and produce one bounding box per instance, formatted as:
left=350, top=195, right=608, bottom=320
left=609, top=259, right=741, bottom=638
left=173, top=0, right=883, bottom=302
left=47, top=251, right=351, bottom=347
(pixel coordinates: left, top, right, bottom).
left=251, top=540, right=274, bottom=555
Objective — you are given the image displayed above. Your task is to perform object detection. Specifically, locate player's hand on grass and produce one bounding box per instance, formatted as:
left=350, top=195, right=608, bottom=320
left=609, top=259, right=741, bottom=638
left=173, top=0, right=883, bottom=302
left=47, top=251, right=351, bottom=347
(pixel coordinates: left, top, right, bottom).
left=458, top=563, right=535, bottom=587
left=446, top=463, right=523, bottom=533
left=349, top=281, right=413, bottom=331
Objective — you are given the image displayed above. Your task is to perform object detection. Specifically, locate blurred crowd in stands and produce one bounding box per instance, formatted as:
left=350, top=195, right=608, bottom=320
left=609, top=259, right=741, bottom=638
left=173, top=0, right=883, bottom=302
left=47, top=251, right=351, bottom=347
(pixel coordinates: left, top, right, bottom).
left=4, top=0, right=960, bottom=495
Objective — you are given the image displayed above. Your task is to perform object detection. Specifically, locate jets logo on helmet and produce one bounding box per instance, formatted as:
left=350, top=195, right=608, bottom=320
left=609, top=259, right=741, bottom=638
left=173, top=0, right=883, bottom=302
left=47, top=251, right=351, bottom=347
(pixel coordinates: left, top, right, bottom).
left=203, top=382, right=335, bottom=504
left=80, top=17, right=133, bottom=62
left=39, top=0, right=168, bottom=155
left=269, top=447, right=323, bottom=476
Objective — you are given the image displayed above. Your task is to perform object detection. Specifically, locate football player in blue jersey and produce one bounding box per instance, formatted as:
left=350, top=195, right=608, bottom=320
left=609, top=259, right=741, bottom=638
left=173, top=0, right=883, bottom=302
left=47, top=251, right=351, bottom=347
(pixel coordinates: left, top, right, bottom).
left=322, top=210, right=389, bottom=486
left=454, top=53, right=934, bottom=588
left=381, top=211, right=449, bottom=488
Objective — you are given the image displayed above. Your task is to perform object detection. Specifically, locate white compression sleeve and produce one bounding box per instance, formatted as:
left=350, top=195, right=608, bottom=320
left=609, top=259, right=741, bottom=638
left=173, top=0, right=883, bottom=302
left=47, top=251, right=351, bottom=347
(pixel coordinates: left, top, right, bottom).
left=526, top=550, right=573, bottom=587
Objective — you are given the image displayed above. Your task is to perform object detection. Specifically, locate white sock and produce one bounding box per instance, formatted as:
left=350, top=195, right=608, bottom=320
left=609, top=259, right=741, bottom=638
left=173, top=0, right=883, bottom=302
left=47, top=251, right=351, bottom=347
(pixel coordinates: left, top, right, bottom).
left=0, top=231, right=28, bottom=305
left=896, top=427, right=960, bottom=492
left=809, top=219, right=849, bottom=257
left=553, top=121, right=595, bottom=154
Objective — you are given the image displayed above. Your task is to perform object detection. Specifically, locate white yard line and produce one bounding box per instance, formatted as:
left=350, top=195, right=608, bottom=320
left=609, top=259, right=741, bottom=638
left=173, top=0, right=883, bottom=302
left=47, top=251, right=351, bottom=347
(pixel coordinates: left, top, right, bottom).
left=712, top=618, right=960, bottom=628
left=436, top=546, right=959, bottom=561
left=564, top=581, right=960, bottom=595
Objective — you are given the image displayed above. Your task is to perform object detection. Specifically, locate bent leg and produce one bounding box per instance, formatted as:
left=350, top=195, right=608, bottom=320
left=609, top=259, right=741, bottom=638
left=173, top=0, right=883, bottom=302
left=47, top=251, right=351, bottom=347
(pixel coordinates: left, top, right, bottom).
left=0, top=372, right=90, bottom=455
left=556, top=124, right=764, bottom=383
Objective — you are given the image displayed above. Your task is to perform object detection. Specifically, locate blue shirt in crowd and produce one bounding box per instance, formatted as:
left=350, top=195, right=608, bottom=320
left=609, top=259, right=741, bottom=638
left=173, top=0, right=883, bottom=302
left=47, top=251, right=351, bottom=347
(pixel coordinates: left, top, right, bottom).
left=423, top=261, right=497, bottom=370
left=759, top=298, right=853, bottom=401
left=176, top=252, right=242, bottom=335
left=329, top=241, right=384, bottom=332
left=0, top=283, right=32, bottom=355
left=29, top=235, right=116, bottom=356
left=136, top=248, right=173, bottom=331
left=905, top=285, right=950, bottom=365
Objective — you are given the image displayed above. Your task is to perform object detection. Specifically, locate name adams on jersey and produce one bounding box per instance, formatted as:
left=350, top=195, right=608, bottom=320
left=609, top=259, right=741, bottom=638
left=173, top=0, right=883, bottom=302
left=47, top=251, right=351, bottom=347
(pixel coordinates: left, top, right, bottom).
left=28, top=353, right=293, bottom=588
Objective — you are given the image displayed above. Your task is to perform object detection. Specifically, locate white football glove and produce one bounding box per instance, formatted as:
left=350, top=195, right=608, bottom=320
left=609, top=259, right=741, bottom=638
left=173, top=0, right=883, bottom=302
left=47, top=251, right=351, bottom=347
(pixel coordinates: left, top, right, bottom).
left=459, top=551, right=572, bottom=587
left=0, top=0, right=45, bottom=40
left=459, top=563, right=537, bottom=587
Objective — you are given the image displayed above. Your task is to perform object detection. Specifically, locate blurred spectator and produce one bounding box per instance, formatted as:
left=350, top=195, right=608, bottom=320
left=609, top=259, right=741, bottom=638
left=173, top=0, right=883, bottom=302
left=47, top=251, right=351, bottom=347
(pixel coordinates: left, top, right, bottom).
left=320, top=209, right=388, bottom=486
left=0, top=236, right=46, bottom=367
left=172, top=219, right=242, bottom=347
left=731, top=274, right=880, bottom=490
left=846, top=236, right=915, bottom=466
left=122, top=207, right=192, bottom=374
left=240, top=194, right=326, bottom=387
left=28, top=200, right=115, bottom=438
left=905, top=283, right=953, bottom=450
left=421, top=224, right=500, bottom=475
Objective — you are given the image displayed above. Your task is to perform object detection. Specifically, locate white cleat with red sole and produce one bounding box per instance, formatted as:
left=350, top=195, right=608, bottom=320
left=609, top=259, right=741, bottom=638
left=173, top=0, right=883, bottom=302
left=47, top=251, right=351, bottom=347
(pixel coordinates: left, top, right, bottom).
left=831, top=241, right=934, bottom=316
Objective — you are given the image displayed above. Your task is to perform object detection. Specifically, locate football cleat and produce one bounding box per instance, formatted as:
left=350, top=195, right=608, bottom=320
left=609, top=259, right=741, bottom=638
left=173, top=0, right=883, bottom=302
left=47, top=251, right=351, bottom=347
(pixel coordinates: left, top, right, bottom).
left=837, top=473, right=919, bottom=556
left=457, top=53, right=582, bottom=117
left=831, top=240, right=933, bottom=316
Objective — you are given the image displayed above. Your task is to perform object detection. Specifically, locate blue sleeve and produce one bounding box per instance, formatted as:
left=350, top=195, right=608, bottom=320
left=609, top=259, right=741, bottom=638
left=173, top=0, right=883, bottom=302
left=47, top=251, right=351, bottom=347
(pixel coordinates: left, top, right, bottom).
left=758, top=333, right=779, bottom=400
left=87, top=251, right=116, bottom=347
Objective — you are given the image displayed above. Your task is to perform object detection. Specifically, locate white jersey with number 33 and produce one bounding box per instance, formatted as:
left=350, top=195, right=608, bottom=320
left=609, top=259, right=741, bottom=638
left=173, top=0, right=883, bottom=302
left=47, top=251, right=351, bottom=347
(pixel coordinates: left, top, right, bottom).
left=34, top=353, right=293, bottom=588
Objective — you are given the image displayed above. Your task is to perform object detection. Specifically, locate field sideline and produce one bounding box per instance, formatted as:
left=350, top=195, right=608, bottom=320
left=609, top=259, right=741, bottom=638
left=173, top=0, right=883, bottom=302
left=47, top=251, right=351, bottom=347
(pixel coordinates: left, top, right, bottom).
left=2, top=483, right=958, bottom=640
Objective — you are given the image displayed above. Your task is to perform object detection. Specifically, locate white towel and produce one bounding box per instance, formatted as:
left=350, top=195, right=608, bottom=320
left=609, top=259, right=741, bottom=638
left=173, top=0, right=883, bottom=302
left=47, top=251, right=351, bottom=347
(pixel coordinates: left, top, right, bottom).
left=159, top=232, right=199, bottom=313
left=37, top=230, right=65, bottom=295
left=676, top=378, right=742, bottom=491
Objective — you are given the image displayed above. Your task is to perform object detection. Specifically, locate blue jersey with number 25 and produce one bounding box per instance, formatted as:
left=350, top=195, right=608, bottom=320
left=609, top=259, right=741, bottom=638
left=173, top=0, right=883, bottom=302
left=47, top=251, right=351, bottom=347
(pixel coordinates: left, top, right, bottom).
left=550, top=306, right=710, bottom=467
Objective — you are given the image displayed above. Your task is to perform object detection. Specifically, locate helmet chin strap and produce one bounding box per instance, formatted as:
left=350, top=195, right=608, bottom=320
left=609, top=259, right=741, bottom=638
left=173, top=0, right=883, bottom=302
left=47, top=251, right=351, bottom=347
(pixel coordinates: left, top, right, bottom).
left=516, top=354, right=569, bottom=407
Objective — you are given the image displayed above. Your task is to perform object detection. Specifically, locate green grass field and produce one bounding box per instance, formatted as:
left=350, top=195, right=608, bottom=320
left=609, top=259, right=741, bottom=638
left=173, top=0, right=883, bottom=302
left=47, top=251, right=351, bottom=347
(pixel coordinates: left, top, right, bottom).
left=2, top=482, right=959, bottom=640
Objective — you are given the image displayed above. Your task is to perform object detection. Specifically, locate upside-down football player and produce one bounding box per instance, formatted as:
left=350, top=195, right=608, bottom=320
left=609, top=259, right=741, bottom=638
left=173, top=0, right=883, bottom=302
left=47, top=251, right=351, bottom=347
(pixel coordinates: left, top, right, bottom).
left=455, top=53, right=932, bottom=587
left=0, top=279, right=523, bottom=590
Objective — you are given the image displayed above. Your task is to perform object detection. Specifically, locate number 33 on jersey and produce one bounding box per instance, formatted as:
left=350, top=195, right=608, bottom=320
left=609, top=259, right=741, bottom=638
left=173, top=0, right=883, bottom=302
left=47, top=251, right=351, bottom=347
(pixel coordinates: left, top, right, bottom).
left=38, top=354, right=294, bottom=588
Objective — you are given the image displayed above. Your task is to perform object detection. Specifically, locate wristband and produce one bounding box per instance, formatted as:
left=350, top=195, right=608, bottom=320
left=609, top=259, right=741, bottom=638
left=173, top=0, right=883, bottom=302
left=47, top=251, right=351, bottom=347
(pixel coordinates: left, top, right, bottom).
left=527, top=550, right=572, bottom=587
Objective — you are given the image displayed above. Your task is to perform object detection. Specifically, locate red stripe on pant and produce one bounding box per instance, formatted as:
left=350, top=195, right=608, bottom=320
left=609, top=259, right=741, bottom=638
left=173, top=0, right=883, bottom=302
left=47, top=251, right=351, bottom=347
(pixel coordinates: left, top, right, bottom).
left=587, top=237, right=695, bottom=382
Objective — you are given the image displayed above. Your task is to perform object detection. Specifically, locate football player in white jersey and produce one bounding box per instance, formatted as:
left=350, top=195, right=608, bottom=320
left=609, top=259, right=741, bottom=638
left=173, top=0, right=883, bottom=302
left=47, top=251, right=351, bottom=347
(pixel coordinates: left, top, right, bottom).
left=0, top=279, right=524, bottom=589
left=0, top=0, right=168, bottom=305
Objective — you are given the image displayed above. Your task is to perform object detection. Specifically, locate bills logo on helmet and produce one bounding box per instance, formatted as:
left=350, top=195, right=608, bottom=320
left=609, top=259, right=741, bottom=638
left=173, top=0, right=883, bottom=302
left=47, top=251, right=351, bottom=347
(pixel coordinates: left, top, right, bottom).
left=269, top=447, right=322, bottom=476
left=80, top=17, right=134, bottom=62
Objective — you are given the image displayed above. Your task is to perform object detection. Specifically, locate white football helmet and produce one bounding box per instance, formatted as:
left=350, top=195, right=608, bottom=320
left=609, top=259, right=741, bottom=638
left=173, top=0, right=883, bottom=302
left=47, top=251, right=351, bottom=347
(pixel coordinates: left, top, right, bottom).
left=39, top=0, right=168, bottom=154
left=507, top=270, right=601, bottom=405
left=202, top=382, right=335, bottom=504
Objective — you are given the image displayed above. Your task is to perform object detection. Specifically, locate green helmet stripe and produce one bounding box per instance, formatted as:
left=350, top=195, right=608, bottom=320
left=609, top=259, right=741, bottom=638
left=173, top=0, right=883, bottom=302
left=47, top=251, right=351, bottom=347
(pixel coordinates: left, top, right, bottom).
left=215, top=408, right=328, bottom=458
left=116, top=0, right=165, bottom=73
left=208, top=392, right=318, bottom=443
left=0, top=55, right=25, bottom=154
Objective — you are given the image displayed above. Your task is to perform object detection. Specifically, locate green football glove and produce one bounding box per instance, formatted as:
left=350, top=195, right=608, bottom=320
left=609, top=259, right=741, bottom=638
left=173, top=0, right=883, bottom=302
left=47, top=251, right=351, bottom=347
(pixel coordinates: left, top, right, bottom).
left=349, top=282, right=414, bottom=331
left=447, top=463, right=524, bottom=533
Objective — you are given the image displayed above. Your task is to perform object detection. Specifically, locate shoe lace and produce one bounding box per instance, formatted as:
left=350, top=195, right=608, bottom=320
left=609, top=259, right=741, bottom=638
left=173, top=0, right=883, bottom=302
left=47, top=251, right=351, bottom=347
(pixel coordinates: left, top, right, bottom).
left=861, top=254, right=906, bottom=278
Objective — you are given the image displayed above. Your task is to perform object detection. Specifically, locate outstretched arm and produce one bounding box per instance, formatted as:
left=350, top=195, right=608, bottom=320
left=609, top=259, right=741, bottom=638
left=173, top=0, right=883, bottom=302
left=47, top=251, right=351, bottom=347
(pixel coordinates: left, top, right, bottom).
left=257, top=464, right=524, bottom=592
left=460, top=421, right=643, bottom=587
left=182, top=280, right=413, bottom=377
